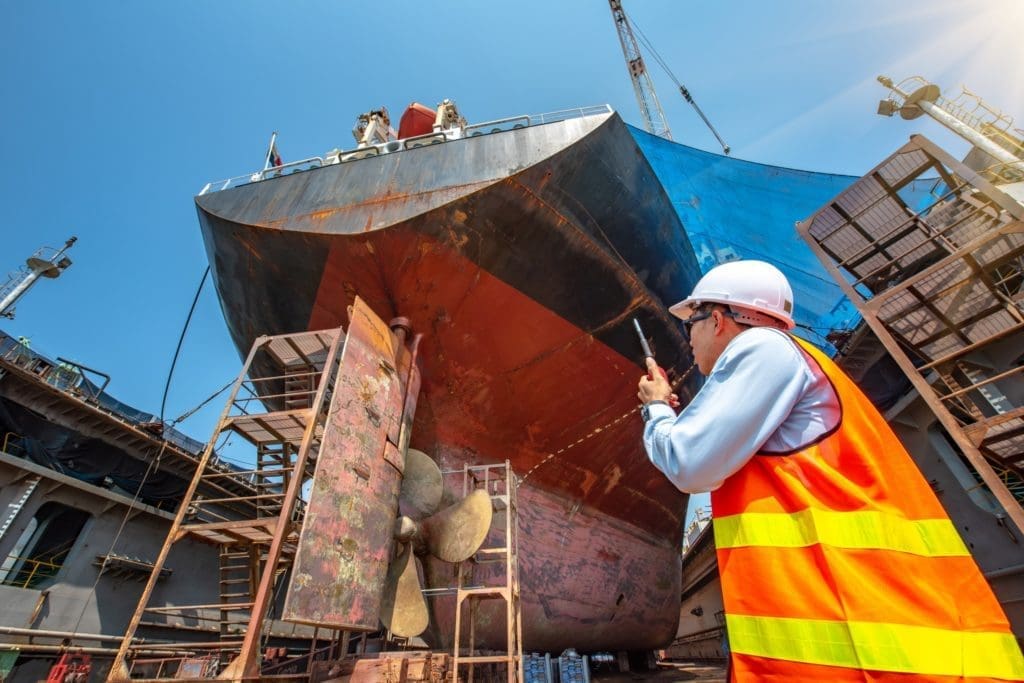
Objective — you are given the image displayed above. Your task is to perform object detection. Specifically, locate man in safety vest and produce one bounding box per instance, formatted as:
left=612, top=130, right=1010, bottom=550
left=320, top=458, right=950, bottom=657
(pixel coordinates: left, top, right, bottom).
left=638, top=259, right=1023, bottom=681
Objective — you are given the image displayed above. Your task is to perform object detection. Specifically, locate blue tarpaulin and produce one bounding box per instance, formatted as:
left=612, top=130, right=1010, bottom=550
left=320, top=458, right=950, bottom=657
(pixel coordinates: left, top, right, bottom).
left=630, top=126, right=935, bottom=353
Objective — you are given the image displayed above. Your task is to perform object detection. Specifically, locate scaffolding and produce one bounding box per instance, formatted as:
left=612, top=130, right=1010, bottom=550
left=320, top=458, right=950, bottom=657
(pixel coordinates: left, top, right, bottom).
left=108, top=297, right=425, bottom=680
left=451, top=461, right=523, bottom=683
left=798, top=133, right=1024, bottom=535
left=107, top=327, right=346, bottom=681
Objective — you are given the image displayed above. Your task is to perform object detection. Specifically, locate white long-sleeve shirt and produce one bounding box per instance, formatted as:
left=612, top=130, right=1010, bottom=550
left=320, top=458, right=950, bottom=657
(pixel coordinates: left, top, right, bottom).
left=643, top=327, right=840, bottom=494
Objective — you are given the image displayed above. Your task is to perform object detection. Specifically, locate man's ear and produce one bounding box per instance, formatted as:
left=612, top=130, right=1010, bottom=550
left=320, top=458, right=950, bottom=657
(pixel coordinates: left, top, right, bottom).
left=712, top=309, right=725, bottom=335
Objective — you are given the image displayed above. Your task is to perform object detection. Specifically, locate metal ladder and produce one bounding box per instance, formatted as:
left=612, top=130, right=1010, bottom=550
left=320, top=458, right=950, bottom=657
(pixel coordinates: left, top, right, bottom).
left=108, top=327, right=346, bottom=681
left=799, top=133, right=1024, bottom=535
left=954, top=364, right=1024, bottom=506
left=452, top=461, right=523, bottom=683
left=0, top=475, right=41, bottom=543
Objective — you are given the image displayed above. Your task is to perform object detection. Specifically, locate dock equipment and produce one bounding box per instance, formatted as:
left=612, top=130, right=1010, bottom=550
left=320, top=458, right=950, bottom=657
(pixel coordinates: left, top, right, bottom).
left=0, top=237, right=75, bottom=320
left=799, top=133, right=1024, bottom=535
left=607, top=1, right=730, bottom=153
left=451, top=460, right=523, bottom=683
left=108, top=298, right=429, bottom=680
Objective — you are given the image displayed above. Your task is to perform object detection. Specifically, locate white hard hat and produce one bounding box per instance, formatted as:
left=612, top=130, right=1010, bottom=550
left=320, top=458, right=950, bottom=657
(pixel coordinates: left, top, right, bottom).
left=669, top=260, right=796, bottom=330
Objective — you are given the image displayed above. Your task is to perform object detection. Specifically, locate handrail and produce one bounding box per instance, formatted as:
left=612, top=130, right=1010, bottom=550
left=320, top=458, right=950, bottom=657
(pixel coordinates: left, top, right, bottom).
left=1, top=432, right=24, bottom=456
left=1, top=546, right=72, bottom=589
left=198, top=104, right=615, bottom=195
left=0, top=331, right=213, bottom=461
left=57, top=356, right=110, bottom=398
left=529, top=104, right=613, bottom=124
left=199, top=156, right=325, bottom=195
left=464, top=115, right=531, bottom=136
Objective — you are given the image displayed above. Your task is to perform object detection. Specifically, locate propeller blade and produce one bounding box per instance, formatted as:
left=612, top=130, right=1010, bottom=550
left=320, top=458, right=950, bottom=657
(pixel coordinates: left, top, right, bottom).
left=379, top=543, right=429, bottom=638
left=421, top=489, right=494, bottom=562
left=399, top=448, right=444, bottom=519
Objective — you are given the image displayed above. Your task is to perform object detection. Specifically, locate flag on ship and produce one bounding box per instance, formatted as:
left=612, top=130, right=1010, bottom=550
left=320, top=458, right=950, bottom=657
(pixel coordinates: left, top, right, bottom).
left=264, top=132, right=283, bottom=169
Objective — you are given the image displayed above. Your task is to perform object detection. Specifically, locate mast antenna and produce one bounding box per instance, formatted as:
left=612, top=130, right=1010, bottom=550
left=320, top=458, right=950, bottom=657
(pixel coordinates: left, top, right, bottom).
left=877, top=75, right=1024, bottom=181
left=0, top=237, right=77, bottom=319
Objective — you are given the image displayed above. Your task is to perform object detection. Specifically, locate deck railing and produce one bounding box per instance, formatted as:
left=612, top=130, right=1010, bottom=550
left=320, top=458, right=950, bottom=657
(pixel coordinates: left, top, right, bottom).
left=199, top=156, right=325, bottom=195
left=0, top=331, right=208, bottom=459
left=198, top=104, right=614, bottom=196
left=0, top=545, right=71, bottom=589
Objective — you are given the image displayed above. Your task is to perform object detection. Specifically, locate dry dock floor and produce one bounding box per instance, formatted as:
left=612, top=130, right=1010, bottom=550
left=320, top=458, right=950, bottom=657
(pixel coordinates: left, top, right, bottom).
left=593, top=662, right=727, bottom=683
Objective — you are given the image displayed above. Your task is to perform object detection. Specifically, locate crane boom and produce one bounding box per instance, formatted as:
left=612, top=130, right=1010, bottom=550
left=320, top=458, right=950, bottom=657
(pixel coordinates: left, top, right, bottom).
left=608, top=0, right=672, bottom=140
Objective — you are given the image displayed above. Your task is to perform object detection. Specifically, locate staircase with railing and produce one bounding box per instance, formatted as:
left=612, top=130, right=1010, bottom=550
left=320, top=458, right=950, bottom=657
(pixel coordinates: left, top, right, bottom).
left=107, top=327, right=347, bottom=681
left=800, top=133, right=1024, bottom=535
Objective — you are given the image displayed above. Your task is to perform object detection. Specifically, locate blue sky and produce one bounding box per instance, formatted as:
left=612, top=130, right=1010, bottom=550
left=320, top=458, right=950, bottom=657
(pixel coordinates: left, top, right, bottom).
left=3, top=2, right=1021, bottom=492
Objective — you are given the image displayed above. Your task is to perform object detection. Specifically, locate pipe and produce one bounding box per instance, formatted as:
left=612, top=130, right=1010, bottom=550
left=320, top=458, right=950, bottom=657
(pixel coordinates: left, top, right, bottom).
left=917, top=100, right=1024, bottom=175
left=985, top=562, right=1024, bottom=581
left=0, top=625, right=142, bottom=644
left=0, top=643, right=185, bottom=657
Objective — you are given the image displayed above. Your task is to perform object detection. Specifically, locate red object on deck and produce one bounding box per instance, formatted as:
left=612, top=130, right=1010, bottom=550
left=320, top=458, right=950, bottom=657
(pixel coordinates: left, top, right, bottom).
left=398, top=103, right=436, bottom=139
left=47, top=652, right=91, bottom=683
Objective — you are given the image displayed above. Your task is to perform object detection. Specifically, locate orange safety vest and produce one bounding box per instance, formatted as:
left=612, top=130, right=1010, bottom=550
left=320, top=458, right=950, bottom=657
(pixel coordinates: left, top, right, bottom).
left=710, top=334, right=1024, bottom=682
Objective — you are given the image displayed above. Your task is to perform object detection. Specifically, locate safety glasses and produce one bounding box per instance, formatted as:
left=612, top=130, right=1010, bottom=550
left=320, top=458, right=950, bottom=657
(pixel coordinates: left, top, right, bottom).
left=682, top=310, right=714, bottom=340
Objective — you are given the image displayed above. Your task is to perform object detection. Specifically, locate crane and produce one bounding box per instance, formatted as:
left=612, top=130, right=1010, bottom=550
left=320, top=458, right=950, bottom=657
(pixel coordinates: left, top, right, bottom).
left=608, top=0, right=731, bottom=154
left=608, top=0, right=672, bottom=140
left=0, top=237, right=76, bottom=319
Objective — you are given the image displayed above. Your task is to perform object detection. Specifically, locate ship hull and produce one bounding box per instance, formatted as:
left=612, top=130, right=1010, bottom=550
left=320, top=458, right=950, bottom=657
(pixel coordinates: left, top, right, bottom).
left=195, top=111, right=702, bottom=651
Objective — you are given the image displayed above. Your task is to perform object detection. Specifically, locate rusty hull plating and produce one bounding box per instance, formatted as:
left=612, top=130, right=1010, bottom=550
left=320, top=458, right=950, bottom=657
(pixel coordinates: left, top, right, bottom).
left=195, top=110, right=703, bottom=650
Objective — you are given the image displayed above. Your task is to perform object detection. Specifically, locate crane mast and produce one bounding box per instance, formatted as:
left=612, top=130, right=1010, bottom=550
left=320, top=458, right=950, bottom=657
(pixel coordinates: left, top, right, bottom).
left=608, top=0, right=672, bottom=140
left=0, top=237, right=76, bottom=319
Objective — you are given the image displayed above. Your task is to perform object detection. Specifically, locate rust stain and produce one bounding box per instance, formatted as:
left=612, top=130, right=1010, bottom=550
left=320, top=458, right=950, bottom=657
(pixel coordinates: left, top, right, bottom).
left=257, top=182, right=493, bottom=232
left=601, top=465, right=623, bottom=495
left=308, top=207, right=345, bottom=222
left=238, top=237, right=263, bottom=262
left=577, top=468, right=598, bottom=498
left=443, top=226, right=469, bottom=250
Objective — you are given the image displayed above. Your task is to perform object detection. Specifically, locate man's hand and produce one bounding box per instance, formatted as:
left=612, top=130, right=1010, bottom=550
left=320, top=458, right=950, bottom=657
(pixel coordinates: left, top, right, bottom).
left=638, top=357, right=675, bottom=404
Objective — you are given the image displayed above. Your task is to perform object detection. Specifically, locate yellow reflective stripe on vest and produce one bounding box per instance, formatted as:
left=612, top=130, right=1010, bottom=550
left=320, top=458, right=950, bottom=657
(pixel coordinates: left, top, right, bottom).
left=715, top=508, right=970, bottom=556
left=727, top=613, right=1024, bottom=679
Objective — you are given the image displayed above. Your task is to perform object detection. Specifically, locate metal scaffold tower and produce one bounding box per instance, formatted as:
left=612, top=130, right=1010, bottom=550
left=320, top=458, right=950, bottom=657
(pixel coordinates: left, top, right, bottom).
left=107, top=297, right=428, bottom=681
left=799, top=133, right=1024, bottom=535
left=451, top=461, right=523, bottom=683
left=108, top=327, right=347, bottom=681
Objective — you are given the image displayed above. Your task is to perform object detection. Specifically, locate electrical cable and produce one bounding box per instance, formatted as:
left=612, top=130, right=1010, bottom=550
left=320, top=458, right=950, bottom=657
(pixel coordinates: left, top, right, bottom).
left=161, top=267, right=210, bottom=425
left=169, top=377, right=234, bottom=427
left=71, top=266, right=211, bottom=638
left=629, top=13, right=731, bottom=154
